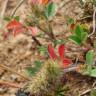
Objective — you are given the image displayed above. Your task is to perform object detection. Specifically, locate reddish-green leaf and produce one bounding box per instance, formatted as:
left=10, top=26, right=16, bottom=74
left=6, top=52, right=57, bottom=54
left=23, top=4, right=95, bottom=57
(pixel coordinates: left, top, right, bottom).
left=6, top=19, right=22, bottom=29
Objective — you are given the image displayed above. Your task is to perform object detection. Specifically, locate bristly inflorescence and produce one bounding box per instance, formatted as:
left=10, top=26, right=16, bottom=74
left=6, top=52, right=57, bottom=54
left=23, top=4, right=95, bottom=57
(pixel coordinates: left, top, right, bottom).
left=24, top=44, right=72, bottom=96
left=25, top=60, right=63, bottom=96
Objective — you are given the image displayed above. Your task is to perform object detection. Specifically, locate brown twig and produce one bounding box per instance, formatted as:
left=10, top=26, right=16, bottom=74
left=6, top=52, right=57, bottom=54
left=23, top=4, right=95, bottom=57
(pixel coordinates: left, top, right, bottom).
left=78, top=15, right=92, bottom=21
left=32, top=36, right=42, bottom=46
left=11, top=0, right=25, bottom=17
left=59, top=0, right=74, bottom=10
left=88, top=6, right=96, bottom=37
left=0, top=80, right=21, bottom=88
left=79, top=87, right=96, bottom=96
left=0, top=64, right=31, bottom=81
left=47, top=21, right=55, bottom=40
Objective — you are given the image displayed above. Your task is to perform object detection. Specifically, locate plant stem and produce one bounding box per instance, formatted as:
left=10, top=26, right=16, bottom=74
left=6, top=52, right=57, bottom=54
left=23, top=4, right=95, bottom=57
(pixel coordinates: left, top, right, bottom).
left=26, top=27, right=42, bottom=46
left=47, top=21, right=55, bottom=40
left=37, top=24, right=55, bottom=41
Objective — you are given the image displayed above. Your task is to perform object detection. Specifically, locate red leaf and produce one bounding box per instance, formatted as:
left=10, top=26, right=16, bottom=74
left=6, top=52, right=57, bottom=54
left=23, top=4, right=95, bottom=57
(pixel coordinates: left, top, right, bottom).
left=6, top=19, right=22, bottom=29
left=62, top=58, right=72, bottom=68
left=48, top=44, right=57, bottom=60
left=58, top=44, right=65, bottom=61
left=13, top=27, right=24, bottom=37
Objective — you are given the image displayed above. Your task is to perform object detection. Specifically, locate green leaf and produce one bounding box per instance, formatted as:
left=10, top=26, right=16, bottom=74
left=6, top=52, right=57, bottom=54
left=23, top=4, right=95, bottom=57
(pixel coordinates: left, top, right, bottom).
left=90, top=89, right=96, bottom=96
left=69, top=35, right=81, bottom=45
left=56, top=85, right=69, bottom=96
left=90, top=69, right=96, bottom=77
left=34, top=60, right=42, bottom=69
left=37, top=33, right=44, bottom=38
left=38, top=46, right=47, bottom=55
left=4, top=17, right=11, bottom=21
left=75, top=25, right=84, bottom=38
left=81, top=24, right=89, bottom=31
left=81, top=32, right=88, bottom=43
left=54, top=39, right=66, bottom=47
left=26, top=60, right=42, bottom=76
left=93, top=41, right=96, bottom=48
left=26, top=67, right=37, bottom=76
left=79, top=0, right=85, bottom=5
left=93, top=0, right=96, bottom=6
left=45, top=2, right=57, bottom=20
left=86, top=50, right=94, bottom=74
left=69, top=25, right=88, bottom=45
left=14, top=16, right=20, bottom=21
left=4, top=16, right=20, bottom=22
left=0, top=24, right=3, bottom=29
left=68, top=18, right=74, bottom=25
